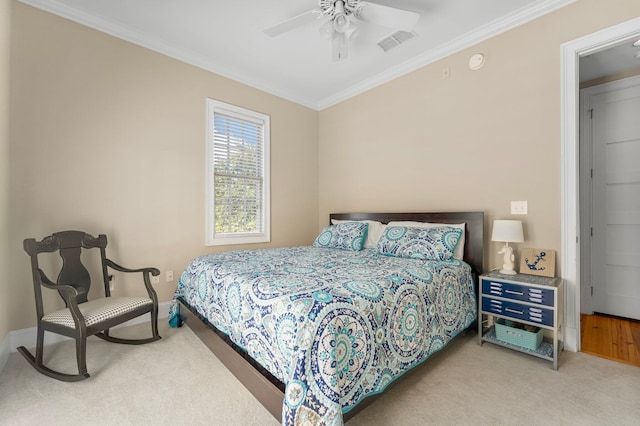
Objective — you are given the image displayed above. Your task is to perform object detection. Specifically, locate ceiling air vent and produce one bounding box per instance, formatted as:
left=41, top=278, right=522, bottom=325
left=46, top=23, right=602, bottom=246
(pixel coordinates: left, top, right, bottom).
left=377, top=31, right=417, bottom=52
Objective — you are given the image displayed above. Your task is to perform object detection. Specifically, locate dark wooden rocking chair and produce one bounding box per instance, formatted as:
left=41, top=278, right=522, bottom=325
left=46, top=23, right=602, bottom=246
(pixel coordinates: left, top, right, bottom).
left=18, top=230, right=161, bottom=382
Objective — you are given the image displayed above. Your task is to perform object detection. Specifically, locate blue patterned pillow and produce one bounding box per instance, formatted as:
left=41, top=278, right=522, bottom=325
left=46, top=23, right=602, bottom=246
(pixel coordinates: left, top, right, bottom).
left=313, top=222, right=368, bottom=251
left=376, top=226, right=462, bottom=261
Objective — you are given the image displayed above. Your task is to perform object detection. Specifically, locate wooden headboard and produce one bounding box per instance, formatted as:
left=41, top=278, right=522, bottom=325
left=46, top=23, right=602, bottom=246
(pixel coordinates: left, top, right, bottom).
left=329, top=211, right=484, bottom=275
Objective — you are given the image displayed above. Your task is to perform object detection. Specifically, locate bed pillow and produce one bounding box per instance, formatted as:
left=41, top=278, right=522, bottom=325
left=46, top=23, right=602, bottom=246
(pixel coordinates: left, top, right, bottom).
left=376, top=226, right=463, bottom=261
left=313, top=222, right=368, bottom=251
left=331, top=219, right=386, bottom=249
left=387, top=221, right=466, bottom=260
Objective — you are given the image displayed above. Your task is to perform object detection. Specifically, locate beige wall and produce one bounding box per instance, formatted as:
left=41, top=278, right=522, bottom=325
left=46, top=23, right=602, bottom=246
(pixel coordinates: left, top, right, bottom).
left=8, top=2, right=319, bottom=331
left=1, top=0, right=11, bottom=343
left=319, top=0, right=640, bottom=273
left=8, top=0, right=640, bottom=333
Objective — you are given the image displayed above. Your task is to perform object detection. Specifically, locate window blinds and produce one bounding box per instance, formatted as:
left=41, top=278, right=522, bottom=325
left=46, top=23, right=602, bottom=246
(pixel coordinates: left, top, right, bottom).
left=212, top=111, right=265, bottom=235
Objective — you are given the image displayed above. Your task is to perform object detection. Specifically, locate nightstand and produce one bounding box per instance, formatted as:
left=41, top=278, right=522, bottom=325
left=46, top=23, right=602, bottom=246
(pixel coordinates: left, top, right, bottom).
left=478, top=270, right=564, bottom=370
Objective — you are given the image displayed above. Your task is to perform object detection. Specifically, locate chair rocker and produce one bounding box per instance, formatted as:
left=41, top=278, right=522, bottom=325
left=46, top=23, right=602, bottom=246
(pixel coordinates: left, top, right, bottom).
left=19, top=230, right=161, bottom=382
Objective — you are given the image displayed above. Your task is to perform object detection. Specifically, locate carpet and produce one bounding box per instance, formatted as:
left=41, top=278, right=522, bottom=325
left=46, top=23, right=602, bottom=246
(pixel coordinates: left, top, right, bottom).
left=1, top=322, right=638, bottom=425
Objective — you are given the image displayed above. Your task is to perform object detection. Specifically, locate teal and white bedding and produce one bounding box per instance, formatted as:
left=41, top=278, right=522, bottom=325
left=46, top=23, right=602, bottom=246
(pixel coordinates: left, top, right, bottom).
left=169, top=246, right=476, bottom=425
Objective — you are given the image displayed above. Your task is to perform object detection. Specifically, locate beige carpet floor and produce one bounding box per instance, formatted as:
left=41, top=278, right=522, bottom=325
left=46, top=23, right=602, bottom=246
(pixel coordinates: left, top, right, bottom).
left=1, top=321, right=639, bottom=425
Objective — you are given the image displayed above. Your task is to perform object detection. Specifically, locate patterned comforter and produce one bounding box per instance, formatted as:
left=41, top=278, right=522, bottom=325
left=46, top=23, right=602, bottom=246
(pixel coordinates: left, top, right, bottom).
left=169, top=246, right=476, bottom=425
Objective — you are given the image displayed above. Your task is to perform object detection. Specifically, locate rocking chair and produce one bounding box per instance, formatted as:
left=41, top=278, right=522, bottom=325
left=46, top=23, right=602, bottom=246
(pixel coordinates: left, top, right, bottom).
left=18, top=230, right=161, bottom=381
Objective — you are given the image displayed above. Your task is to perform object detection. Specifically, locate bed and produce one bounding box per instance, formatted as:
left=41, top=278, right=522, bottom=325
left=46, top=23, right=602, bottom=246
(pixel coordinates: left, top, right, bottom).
left=169, top=211, right=484, bottom=425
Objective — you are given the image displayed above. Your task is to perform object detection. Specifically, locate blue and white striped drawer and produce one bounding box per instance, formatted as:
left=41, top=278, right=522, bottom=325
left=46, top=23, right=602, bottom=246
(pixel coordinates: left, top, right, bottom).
left=482, top=297, right=554, bottom=327
left=481, top=279, right=554, bottom=307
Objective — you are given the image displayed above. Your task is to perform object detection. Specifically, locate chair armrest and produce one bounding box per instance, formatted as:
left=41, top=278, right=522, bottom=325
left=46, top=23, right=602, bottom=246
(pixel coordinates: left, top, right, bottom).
left=105, top=259, right=160, bottom=301
left=37, top=269, right=87, bottom=327
left=36, top=268, right=62, bottom=290
left=37, top=269, right=86, bottom=298
left=105, top=259, right=159, bottom=276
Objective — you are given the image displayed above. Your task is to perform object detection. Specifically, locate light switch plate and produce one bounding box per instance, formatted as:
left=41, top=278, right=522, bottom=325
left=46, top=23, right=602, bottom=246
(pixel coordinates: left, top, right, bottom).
left=511, top=201, right=528, bottom=215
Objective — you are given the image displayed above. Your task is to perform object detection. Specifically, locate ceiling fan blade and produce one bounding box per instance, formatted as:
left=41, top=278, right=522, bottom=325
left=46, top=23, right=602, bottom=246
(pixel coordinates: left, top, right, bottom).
left=332, top=33, right=349, bottom=62
left=356, top=2, right=420, bottom=31
left=264, top=9, right=322, bottom=37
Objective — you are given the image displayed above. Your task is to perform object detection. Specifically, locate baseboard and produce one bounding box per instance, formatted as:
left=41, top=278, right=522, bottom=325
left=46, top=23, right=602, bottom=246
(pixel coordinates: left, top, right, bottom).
left=565, top=324, right=578, bottom=352
left=5, top=301, right=171, bottom=354
left=0, top=333, right=9, bottom=377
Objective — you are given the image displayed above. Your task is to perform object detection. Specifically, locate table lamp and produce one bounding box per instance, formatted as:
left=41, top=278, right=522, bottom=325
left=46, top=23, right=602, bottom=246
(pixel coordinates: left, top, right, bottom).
left=491, top=220, right=524, bottom=275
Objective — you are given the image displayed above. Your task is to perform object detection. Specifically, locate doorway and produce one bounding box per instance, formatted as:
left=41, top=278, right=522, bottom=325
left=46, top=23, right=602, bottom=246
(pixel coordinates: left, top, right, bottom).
left=580, top=75, right=640, bottom=321
left=577, top=63, right=640, bottom=366
left=560, top=17, right=640, bottom=353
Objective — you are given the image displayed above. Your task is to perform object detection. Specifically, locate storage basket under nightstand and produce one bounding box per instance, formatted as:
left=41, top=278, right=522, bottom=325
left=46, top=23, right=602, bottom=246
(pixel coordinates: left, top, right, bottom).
left=494, top=319, right=543, bottom=351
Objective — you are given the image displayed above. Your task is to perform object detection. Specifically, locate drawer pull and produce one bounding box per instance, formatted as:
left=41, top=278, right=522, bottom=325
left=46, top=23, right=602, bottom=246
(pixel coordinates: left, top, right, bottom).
left=505, top=290, right=524, bottom=296
left=529, top=317, right=543, bottom=322
left=530, top=307, right=542, bottom=313
left=529, top=297, right=542, bottom=303
left=490, top=290, right=502, bottom=295
left=530, top=312, right=542, bottom=318
left=505, top=308, right=524, bottom=315
left=529, top=289, right=542, bottom=294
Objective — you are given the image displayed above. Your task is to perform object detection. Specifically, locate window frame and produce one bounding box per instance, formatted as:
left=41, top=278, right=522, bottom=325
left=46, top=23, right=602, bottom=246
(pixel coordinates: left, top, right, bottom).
left=205, top=98, right=270, bottom=246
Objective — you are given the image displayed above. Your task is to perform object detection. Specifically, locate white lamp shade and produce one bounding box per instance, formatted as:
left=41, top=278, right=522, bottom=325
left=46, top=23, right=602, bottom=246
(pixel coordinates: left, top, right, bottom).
left=491, top=220, right=524, bottom=243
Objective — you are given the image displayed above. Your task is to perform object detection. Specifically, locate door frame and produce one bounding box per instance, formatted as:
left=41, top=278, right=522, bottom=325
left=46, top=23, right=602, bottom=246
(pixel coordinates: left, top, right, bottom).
left=561, top=17, right=640, bottom=352
left=579, top=75, right=640, bottom=317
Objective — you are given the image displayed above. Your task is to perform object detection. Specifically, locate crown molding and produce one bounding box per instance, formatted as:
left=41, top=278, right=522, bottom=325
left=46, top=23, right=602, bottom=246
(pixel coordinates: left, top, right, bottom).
left=317, top=0, right=576, bottom=109
left=18, top=0, right=320, bottom=110
left=19, top=0, right=575, bottom=111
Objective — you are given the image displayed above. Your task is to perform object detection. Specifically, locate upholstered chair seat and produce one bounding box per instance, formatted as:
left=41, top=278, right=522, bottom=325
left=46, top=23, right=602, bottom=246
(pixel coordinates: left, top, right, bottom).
left=42, top=297, right=154, bottom=329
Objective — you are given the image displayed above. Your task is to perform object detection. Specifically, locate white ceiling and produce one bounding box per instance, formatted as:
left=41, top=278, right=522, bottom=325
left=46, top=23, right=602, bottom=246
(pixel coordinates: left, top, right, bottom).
left=21, top=0, right=575, bottom=110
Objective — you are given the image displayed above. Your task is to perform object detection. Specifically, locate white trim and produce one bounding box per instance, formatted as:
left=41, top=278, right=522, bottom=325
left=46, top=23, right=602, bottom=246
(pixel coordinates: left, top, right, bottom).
left=17, top=0, right=318, bottom=109
left=4, top=301, right=171, bottom=355
left=560, top=17, right=640, bottom=353
left=18, top=0, right=575, bottom=111
left=320, top=0, right=576, bottom=109
left=205, top=99, right=271, bottom=246
left=0, top=333, right=9, bottom=377
left=578, top=85, right=593, bottom=316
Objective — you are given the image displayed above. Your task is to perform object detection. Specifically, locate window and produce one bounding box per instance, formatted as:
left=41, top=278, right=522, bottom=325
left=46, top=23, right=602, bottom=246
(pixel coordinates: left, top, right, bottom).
left=206, top=99, right=270, bottom=246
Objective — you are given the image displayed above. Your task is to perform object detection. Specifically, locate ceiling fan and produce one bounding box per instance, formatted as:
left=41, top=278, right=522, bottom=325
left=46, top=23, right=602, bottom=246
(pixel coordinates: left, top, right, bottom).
left=264, top=0, right=420, bottom=61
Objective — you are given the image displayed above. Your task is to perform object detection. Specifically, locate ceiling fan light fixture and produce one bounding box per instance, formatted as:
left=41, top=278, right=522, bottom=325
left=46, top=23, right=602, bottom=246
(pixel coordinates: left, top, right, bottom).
left=345, top=22, right=360, bottom=40
left=319, top=19, right=335, bottom=39
left=265, top=0, right=422, bottom=62
left=333, top=14, right=350, bottom=33
left=332, top=32, right=349, bottom=61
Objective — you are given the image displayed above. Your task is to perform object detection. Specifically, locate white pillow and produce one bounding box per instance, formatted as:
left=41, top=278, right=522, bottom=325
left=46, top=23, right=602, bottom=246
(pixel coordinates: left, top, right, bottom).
left=386, top=221, right=466, bottom=261
left=331, top=219, right=387, bottom=249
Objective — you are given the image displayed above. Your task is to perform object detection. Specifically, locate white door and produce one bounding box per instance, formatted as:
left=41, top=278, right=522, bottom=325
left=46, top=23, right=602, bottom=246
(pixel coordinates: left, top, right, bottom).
left=590, top=79, right=640, bottom=320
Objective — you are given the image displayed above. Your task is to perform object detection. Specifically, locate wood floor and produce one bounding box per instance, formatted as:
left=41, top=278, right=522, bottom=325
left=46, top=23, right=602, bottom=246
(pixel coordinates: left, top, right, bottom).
left=581, top=314, right=640, bottom=367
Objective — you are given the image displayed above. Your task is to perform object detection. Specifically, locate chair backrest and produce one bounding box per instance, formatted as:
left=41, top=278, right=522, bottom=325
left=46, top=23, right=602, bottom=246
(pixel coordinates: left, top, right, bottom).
left=24, top=231, right=109, bottom=314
